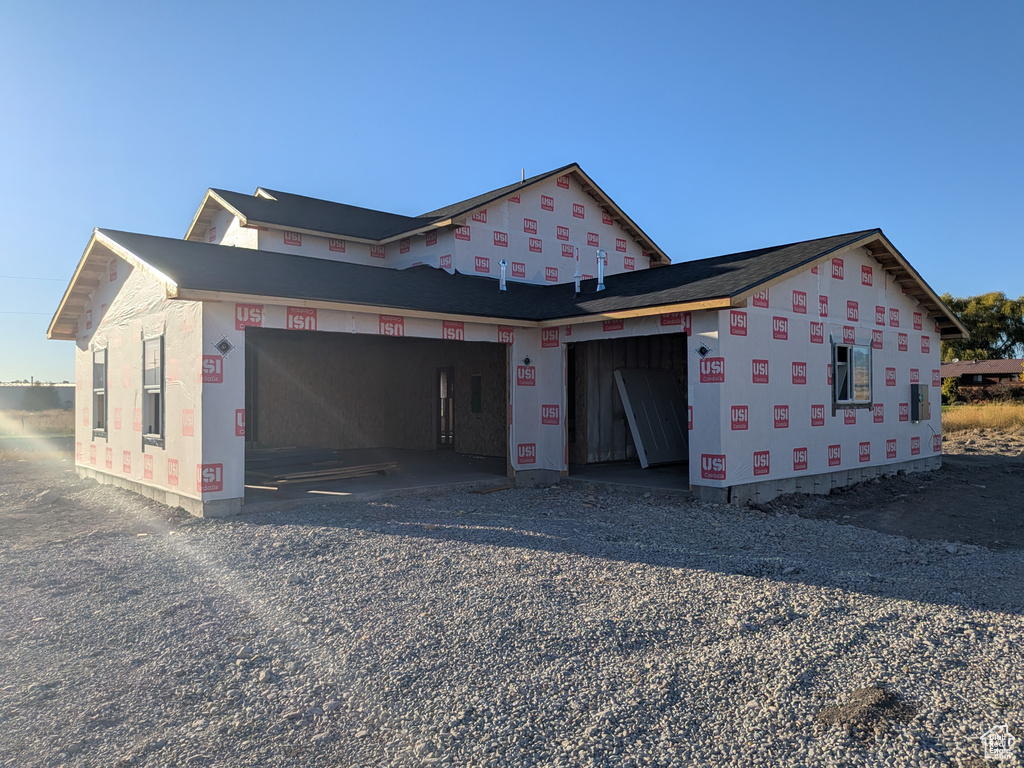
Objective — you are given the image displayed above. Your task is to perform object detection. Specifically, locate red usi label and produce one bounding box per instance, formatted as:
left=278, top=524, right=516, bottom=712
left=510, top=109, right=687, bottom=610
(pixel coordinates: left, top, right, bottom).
left=933, top=434, right=942, bottom=453
left=872, top=330, right=883, bottom=350
left=114, top=407, right=122, bottom=430
left=911, top=436, right=921, bottom=455
left=105, top=447, right=113, bottom=469
left=688, top=405, right=693, bottom=431
left=861, top=265, right=873, bottom=286
left=109, top=260, right=118, bottom=281
left=123, top=451, right=131, bottom=474
left=587, top=233, right=599, bottom=247
left=934, top=319, right=941, bottom=333
left=235, top=303, right=263, bottom=330
left=442, top=320, right=465, bottom=340
left=910, top=368, right=920, bottom=383
left=529, top=238, right=542, bottom=254
left=831, top=258, right=844, bottom=280
left=557, top=175, right=570, bottom=189
left=873, top=403, right=884, bottom=423
left=517, top=443, right=537, bottom=464
left=199, top=463, right=224, bottom=493
left=516, top=365, right=537, bottom=386
left=899, top=402, right=909, bottom=421
left=792, top=447, right=808, bottom=472
left=474, top=256, right=490, bottom=273
left=603, top=319, right=624, bottom=332
left=85, top=310, right=92, bottom=331
left=810, top=322, right=824, bottom=344
left=89, top=444, right=96, bottom=465
left=235, top=409, right=245, bottom=437
left=425, top=231, right=437, bottom=246
left=545, top=266, right=558, bottom=282
left=329, top=238, right=346, bottom=252
left=454, top=226, right=471, bottom=242
left=133, top=408, right=142, bottom=432
left=827, top=363, right=832, bottom=385
left=898, top=332, right=908, bottom=352
left=440, top=254, right=452, bottom=270
left=497, top=326, right=514, bottom=344
left=602, top=209, right=614, bottom=225
left=700, top=357, right=726, bottom=383
left=524, top=218, right=538, bottom=234
left=844, top=408, right=857, bottom=425
left=792, top=361, right=807, bottom=385
left=370, top=244, right=387, bottom=258
left=885, top=367, right=897, bottom=387
left=731, top=405, right=749, bottom=430
left=493, top=232, right=508, bottom=247
left=400, top=238, right=411, bottom=254
left=472, top=209, right=487, bottom=223
left=561, top=244, right=575, bottom=258
left=889, top=308, right=900, bottom=327
left=541, top=404, right=559, bottom=425
left=846, top=300, right=859, bottom=322
left=379, top=314, right=405, bottom=337
left=773, top=316, right=788, bottom=340
left=700, top=454, right=727, bottom=480
left=792, top=290, right=807, bottom=314
left=921, top=335, right=930, bottom=353
left=859, top=441, right=871, bottom=463
left=754, top=450, right=772, bottom=476
left=144, top=454, right=153, bottom=480
left=660, top=312, right=681, bottom=327
left=819, top=295, right=829, bottom=317
left=76, top=442, right=82, bottom=462
left=913, top=312, right=923, bottom=330
left=615, top=238, right=627, bottom=253
left=752, top=289, right=769, bottom=308
left=202, top=355, right=223, bottom=383
left=287, top=307, right=317, bottom=331
left=541, top=327, right=559, bottom=348
left=932, top=369, right=941, bottom=387
left=512, top=261, right=527, bottom=277
left=875, top=305, right=886, bottom=326
left=811, top=404, right=825, bottom=427
left=283, top=231, right=301, bottom=247
left=684, top=312, right=692, bottom=335
left=774, top=405, right=789, bottom=429
left=886, top=439, right=898, bottom=459
left=182, top=408, right=194, bottom=436
left=556, top=225, right=570, bottom=241
left=729, top=310, right=748, bottom=336
left=167, top=458, right=178, bottom=486
left=572, top=203, right=585, bottom=219
left=752, top=359, right=769, bottom=384
left=624, top=256, right=635, bottom=270
left=508, top=194, right=520, bottom=204
left=843, top=326, right=856, bottom=344
left=541, top=195, right=554, bottom=211
left=828, top=444, right=842, bottom=466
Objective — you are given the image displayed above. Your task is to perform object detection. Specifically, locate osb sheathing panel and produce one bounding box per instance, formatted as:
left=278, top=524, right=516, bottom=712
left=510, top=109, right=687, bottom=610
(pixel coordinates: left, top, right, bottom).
left=248, top=331, right=505, bottom=457
left=577, top=334, right=688, bottom=464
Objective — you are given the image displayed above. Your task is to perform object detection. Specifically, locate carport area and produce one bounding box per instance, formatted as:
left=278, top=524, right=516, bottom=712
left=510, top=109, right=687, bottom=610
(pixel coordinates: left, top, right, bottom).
left=242, top=328, right=509, bottom=506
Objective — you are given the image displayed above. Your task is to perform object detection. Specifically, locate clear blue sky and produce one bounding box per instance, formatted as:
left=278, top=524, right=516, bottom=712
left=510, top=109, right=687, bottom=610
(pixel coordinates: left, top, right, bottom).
left=1, top=0, right=1021, bottom=382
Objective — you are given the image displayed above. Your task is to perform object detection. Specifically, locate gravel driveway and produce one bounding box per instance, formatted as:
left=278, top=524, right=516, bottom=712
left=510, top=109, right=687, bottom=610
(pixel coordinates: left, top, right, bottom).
left=1, top=456, right=1022, bottom=767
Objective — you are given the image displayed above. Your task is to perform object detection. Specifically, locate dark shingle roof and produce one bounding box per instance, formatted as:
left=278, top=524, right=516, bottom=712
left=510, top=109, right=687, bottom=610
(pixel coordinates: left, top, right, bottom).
left=940, top=359, right=1024, bottom=377
left=95, top=228, right=881, bottom=322
left=418, top=164, right=576, bottom=219
left=213, top=188, right=433, bottom=241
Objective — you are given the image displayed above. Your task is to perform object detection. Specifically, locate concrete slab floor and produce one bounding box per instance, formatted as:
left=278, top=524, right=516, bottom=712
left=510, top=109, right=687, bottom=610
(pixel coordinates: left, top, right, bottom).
left=243, top=447, right=509, bottom=512
left=567, top=460, right=691, bottom=495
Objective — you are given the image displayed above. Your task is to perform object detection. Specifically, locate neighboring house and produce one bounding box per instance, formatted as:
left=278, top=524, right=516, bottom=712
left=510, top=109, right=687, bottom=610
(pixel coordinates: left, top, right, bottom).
left=940, top=359, right=1024, bottom=392
left=48, top=163, right=968, bottom=516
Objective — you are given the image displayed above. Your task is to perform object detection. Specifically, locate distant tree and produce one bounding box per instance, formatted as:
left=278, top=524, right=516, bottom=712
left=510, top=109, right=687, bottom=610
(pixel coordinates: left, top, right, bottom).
left=940, top=292, right=1024, bottom=361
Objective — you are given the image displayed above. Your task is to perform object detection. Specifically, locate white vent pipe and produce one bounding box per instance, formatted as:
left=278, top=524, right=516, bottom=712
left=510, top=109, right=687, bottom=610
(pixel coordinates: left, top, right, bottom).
left=596, top=249, right=607, bottom=291
left=499, top=259, right=507, bottom=291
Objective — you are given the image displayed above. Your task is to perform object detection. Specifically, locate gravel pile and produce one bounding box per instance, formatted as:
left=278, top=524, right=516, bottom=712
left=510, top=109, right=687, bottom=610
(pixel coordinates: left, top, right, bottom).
left=1, top=476, right=1023, bottom=767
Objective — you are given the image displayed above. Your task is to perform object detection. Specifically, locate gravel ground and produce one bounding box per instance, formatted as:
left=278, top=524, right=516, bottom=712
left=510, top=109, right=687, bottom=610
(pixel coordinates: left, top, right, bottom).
left=1, top=456, right=1023, bottom=767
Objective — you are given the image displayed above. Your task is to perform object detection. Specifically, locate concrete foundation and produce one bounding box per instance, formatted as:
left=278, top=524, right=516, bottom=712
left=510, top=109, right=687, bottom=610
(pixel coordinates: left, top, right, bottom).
left=515, top=469, right=562, bottom=487
left=692, top=456, right=942, bottom=506
left=78, top=466, right=241, bottom=518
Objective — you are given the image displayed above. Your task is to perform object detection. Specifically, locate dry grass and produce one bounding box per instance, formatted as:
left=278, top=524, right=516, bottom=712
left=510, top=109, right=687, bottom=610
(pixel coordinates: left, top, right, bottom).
left=942, top=403, right=1024, bottom=433
left=0, top=409, right=76, bottom=437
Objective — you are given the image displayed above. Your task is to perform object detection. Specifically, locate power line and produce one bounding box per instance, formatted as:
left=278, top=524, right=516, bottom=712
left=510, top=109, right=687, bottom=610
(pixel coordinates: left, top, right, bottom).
left=0, top=275, right=65, bottom=281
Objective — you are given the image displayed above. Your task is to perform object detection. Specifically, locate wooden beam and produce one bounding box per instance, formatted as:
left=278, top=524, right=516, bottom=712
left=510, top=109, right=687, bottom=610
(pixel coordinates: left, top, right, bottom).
left=537, top=297, right=733, bottom=327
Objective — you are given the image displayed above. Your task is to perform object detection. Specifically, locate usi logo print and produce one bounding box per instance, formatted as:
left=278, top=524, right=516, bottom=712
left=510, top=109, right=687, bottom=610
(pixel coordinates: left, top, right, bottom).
left=524, top=218, right=538, bottom=234
left=886, top=439, right=898, bottom=459
left=898, top=333, right=909, bottom=352
left=873, top=403, right=884, bottom=423
left=861, top=265, right=873, bottom=286
left=792, top=447, right=807, bottom=472
left=400, top=238, right=410, bottom=254
left=199, top=463, right=224, bottom=493
left=602, top=209, right=614, bottom=225
left=493, top=232, right=508, bottom=247
left=182, top=408, right=194, bottom=436
left=497, top=326, right=514, bottom=344
left=89, top=444, right=97, bottom=465
left=752, top=289, right=769, bottom=308
left=517, top=443, right=537, bottom=464
left=772, top=317, right=788, bottom=340
left=512, top=261, right=527, bottom=277
left=616, top=238, right=627, bottom=252
left=105, top=447, right=113, bottom=469
left=472, top=209, right=488, bottom=223
left=846, top=300, right=859, bottom=322
left=810, top=322, right=824, bottom=344
left=831, top=258, right=844, bottom=280
left=167, top=458, right=178, bottom=486
left=932, top=369, right=941, bottom=387
left=911, top=436, right=921, bottom=456
left=773, top=405, right=789, bottom=429
left=442, top=320, right=465, bottom=341
left=885, top=367, right=897, bottom=387
left=545, top=266, right=558, bottom=282
left=933, top=434, right=942, bottom=453
left=235, top=303, right=263, bottom=330
left=819, top=295, right=829, bottom=317
left=660, top=312, right=681, bottom=327
left=754, top=450, right=771, bottom=476
left=899, top=402, right=910, bottom=421
left=123, top=451, right=131, bottom=474
left=603, top=319, right=624, bottom=332
left=828, top=444, right=842, bottom=466
left=541, top=404, right=559, bottom=425
left=859, top=441, right=871, bottom=462
left=541, top=327, right=559, bottom=348
left=379, top=315, right=405, bottom=337
left=425, top=231, right=437, bottom=247
left=729, top=310, right=748, bottom=336
left=792, top=290, right=807, bottom=314
left=572, top=203, right=585, bottom=219
left=144, top=454, right=153, bottom=480
left=561, top=244, right=575, bottom=258
left=889, top=307, right=900, bottom=327
left=283, top=231, right=301, bottom=247
left=235, top=409, right=245, bottom=437
left=329, top=238, right=346, bottom=252
left=455, top=226, right=471, bottom=242
left=914, top=312, right=923, bottom=330
left=700, top=357, right=725, bottom=383
left=556, top=225, right=569, bottom=241
left=730, top=405, right=749, bottom=430
left=528, top=238, right=542, bottom=254
left=844, top=408, right=856, bottom=425
left=792, top=361, right=807, bottom=385
left=811, top=404, right=825, bottom=427
left=587, top=233, right=599, bottom=247
left=541, top=195, right=554, bottom=211
left=910, top=368, right=920, bottom=384
left=474, top=256, right=490, bottom=273
left=624, top=256, right=635, bottom=270
left=440, top=254, right=452, bottom=270
left=202, top=355, right=224, bottom=383
left=700, top=454, right=727, bottom=480
left=752, top=359, right=769, bottom=384
left=516, top=365, right=537, bottom=386
left=921, top=336, right=930, bottom=353
left=287, top=307, right=317, bottom=331
left=557, top=175, right=570, bottom=189
left=843, top=326, right=856, bottom=344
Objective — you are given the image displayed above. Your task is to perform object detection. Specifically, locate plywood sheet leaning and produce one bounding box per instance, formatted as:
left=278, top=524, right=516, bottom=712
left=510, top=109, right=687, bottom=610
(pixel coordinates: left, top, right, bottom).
left=613, top=369, right=689, bottom=468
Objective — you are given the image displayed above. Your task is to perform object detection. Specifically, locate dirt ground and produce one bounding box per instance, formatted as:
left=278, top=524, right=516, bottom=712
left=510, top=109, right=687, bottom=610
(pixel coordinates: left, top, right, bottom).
left=2, top=428, right=1023, bottom=552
